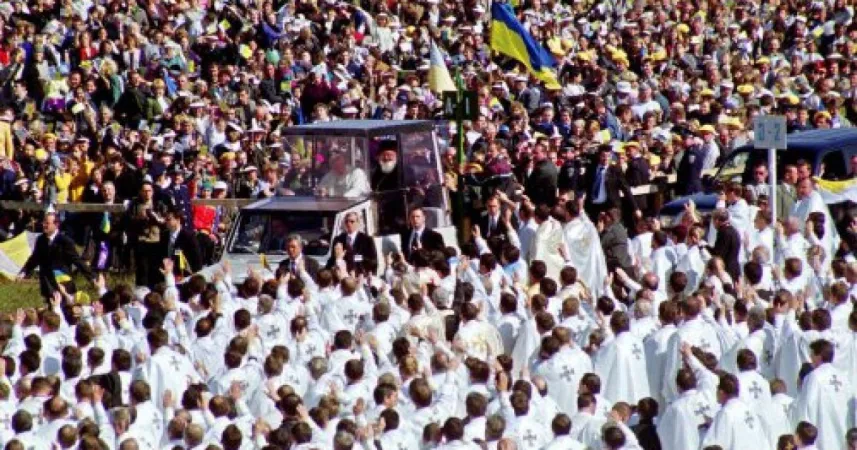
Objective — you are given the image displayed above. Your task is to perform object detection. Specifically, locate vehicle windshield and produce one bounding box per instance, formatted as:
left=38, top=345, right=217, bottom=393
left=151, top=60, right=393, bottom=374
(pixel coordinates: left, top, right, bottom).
left=229, top=211, right=335, bottom=256
left=714, top=147, right=818, bottom=185
left=281, top=135, right=369, bottom=197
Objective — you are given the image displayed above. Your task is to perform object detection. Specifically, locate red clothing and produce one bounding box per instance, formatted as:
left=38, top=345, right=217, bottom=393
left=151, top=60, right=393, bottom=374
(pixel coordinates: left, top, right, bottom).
left=193, top=204, right=216, bottom=233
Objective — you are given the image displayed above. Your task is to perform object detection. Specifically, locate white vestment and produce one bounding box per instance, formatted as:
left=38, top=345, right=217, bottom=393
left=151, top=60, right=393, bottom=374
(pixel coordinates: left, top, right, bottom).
left=656, top=388, right=713, bottom=450
left=134, top=348, right=202, bottom=413
left=644, top=324, right=677, bottom=407
left=701, top=398, right=771, bottom=450
left=563, top=216, right=608, bottom=297
left=662, top=317, right=723, bottom=403
left=534, top=346, right=593, bottom=415
left=532, top=217, right=567, bottom=282
left=455, top=319, right=504, bottom=361
left=792, top=190, right=839, bottom=258
left=791, top=362, right=855, bottom=450
left=317, top=166, right=371, bottom=197
left=593, top=331, right=650, bottom=404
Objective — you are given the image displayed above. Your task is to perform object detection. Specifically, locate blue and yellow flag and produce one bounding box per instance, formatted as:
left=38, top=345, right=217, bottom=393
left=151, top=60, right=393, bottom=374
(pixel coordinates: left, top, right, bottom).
left=100, top=212, right=111, bottom=235
left=53, top=270, right=71, bottom=283
left=490, top=2, right=560, bottom=90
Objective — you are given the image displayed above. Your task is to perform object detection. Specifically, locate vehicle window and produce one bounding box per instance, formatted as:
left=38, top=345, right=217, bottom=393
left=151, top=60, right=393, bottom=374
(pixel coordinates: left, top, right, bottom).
left=230, top=212, right=335, bottom=256
left=820, top=150, right=846, bottom=180
left=400, top=130, right=444, bottom=209
left=715, top=150, right=750, bottom=184
left=282, top=135, right=370, bottom=197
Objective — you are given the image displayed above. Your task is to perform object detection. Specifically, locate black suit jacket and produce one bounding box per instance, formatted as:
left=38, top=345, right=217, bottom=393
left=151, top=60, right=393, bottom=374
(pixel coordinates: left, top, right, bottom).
left=401, top=228, right=445, bottom=262
left=712, top=225, right=741, bottom=281
left=586, top=164, right=639, bottom=211
left=524, top=160, right=558, bottom=207
left=478, top=213, right=518, bottom=241
left=327, top=232, right=378, bottom=272
left=279, top=255, right=321, bottom=279
left=163, top=227, right=203, bottom=275
left=22, top=232, right=94, bottom=298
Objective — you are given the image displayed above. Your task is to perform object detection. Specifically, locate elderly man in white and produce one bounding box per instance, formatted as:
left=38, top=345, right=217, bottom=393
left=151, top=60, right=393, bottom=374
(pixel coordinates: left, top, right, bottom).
left=317, top=151, right=371, bottom=197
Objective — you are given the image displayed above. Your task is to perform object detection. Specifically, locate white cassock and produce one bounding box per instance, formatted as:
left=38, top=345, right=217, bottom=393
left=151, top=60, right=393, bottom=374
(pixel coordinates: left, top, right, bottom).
left=507, top=414, right=551, bottom=450
left=745, top=226, right=774, bottom=261
left=497, top=313, right=524, bottom=355
left=773, top=318, right=812, bottom=396
left=134, top=348, right=201, bottom=413
left=532, top=217, right=567, bottom=282
left=569, top=411, right=607, bottom=449
left=721, top=327, right=777, bottom=379
left=649, top=246, right=675, bottom=295
left=629, top=230, right=653, bottom=270
left=833, top=330, right=857, bottom=378
left=455, top=319, right=504, bottom=361
left=563, top=216, right=608, bottom=297
left=791, top=362, right=855, bottom=450
left=542, top=435, right=586, bottom=450
left=656, top=388, right=714, bottom=450
left=534, top=346, right=593, bottom=415
left=662, top=317, right=723, bottom=403
left=593, top=331, right=650, bottom=404
left=702, top=398, right=771, bottom=450
left=792, top=190, right=839, bottom=258
left=644, top=323, right=677, bottom=407
left=737, top=370, right=791, bottom=445
left=511, top=317, right=540, bottom=375
left=317, top=166, right=371, bottom=197
left=675, top=245, right=707, bottom=293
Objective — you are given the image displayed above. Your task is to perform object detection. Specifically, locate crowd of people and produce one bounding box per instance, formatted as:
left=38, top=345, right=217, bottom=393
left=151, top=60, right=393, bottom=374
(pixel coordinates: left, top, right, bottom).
left=4, top=0, right=857, bottom=449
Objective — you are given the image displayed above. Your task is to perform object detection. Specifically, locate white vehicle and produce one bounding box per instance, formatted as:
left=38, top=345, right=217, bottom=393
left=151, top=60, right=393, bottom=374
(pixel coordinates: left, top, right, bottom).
left=205, top=120, right=457, bottom=281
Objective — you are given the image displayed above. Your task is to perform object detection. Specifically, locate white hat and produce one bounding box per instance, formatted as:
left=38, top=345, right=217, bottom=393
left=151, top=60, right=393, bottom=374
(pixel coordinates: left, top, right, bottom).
left=616, top=81, right=633, bottom=94
left=227, top=122, right=243, bottom=133
left=213, top=181, right=228, bottom=190
left=241, top=165, right=258, bottom=173
left=342, top=106, right=358, bottom=114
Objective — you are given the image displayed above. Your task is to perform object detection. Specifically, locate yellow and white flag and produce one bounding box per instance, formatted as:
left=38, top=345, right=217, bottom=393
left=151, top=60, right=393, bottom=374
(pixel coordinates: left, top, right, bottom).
left=814, top=177, right=857, bottom=204
left=428, top=41, right=456, bottom=93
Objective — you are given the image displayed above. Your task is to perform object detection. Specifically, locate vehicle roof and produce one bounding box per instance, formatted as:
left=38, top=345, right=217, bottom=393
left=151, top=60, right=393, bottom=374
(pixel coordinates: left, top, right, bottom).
left=738, top=128, right=857, bottom=153
left=241, top=196, right=368, bottom=212
left=279, top=120, right=435, bottom=138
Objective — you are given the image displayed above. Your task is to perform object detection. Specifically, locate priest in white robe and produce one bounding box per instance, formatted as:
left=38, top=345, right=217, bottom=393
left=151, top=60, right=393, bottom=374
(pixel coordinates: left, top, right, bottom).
left=593, top=312, right=650, bottom=404
left=534, top=334, right=593, bottom=415
left=792, top=178, right=839, bottom=259
left=701, top=373, right=772, bottom=450
left=791, top=339, right=855, bottom=450
left=531, top=211, right=567, bottom=282
left=562, top=207, right=608, bottom=298
left=661, top=297, right=723, bottom=403
left=657, top=368, right=714, bottom=450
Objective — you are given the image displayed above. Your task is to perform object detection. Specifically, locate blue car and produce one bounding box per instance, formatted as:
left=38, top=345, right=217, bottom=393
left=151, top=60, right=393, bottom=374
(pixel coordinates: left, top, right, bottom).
left=660, top=128, right=857, bottom=225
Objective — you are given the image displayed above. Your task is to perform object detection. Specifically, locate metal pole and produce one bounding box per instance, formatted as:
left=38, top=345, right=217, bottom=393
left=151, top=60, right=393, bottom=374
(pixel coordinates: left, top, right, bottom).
left=769, top=146, right=777, bottom=229
left=455, top=68, right=466, bottom=168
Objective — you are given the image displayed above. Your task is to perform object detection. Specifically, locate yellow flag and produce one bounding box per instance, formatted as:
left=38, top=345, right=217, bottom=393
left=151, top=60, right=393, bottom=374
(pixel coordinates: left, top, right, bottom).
left=260, top=253, right=271, bottom=271
left=177, top=250, right=188, bottom=273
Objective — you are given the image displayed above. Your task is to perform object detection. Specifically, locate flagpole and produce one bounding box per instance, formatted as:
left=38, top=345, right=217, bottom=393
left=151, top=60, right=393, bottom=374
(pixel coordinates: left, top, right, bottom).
left=456, top=68, right=465, bottom=168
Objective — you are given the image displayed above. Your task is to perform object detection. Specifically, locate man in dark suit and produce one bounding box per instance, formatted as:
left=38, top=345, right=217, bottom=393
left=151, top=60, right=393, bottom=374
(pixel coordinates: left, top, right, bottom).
left=478, top=195, right=517, bottom=242
left=599, top=208, right=633, bottom=274
left=710, top=208, right=741, bottom=281
left=524, top=144, right=558, bottom=207
left=162, top=209, right=203, bottom=280
left=19, top=213, right=95, bottom=301
left=401, top=207, right=445, bottom=262
left=586, top=146, right=641, bottom=222
left=327, top=212, right=377, bottom=272
left=279, top=235, right=321, bottom=278
left=623, top=142, right=650, bottom=215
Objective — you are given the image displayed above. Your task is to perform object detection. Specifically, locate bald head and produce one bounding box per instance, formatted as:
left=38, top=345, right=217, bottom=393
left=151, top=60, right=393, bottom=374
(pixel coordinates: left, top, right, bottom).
left=498, top=438, right=518, bottom=450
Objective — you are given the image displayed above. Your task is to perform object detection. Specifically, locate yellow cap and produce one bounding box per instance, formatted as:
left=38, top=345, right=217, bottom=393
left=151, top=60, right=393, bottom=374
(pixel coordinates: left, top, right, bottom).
left=698, top=124, right=716, bottom=134
left=737, top=84, right=754, bottom=95
left=677, top=23, right=690, bottom=34
left=219, top=151, right=236, bottom=161
left=700, top=88, right=715, bottom=97
left=756, top=57, right=771, bottom=65
left=35, top=149, right=48, bottom=161
left=577, top=52, right=591, bottom=61
left=624, top=141, right=641, bottom=149
left=814, top=111, right=832, bottom=121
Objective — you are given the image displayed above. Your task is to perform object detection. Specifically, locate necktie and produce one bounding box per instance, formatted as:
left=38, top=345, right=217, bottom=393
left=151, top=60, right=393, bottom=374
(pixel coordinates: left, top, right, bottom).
left=489, top=217, right=496, bottom=235
left=592, top=166, right=604, bottom=200
left=347, top=235, right=354, bottom=251
left=411, top=232, right=420, bottom=251
left=290, top=260, right=297, bottom=275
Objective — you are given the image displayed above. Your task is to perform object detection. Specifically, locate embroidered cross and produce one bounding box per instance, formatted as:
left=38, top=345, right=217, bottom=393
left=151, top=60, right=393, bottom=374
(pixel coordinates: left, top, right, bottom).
left=749, top=381, right=763, bottom=399
left=830, top=374, right=843, bottom=392
left=744, top=411, right=755, bottom=429
left=343, top=310, right=357, bottom=323
left=763, top=349, right=773, bottom=366
left=559, top=365, right=575, bottom=382
left=699, top=338, right=712, bottom=351
left=169, top=355, right=182, bottom=372
left=305, top=344, right=318, bottom=355
left=267, top=326, right=281, bottom=338
left=631, top=344, right=642, bottom=360
left=523, top=430, right=538, bottom=447
left=694, top=402, right=710, bottom=417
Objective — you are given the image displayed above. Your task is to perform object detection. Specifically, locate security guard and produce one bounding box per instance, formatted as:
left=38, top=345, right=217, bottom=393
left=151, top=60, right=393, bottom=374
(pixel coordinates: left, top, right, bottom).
left=675, top=127, right=705, bottom=196
left=165, top=167, right=193, bottom=229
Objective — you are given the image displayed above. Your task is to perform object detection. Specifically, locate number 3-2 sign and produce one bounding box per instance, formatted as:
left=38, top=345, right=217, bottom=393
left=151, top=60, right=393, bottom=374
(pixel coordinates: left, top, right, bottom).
left=754, top=115, right=787, bottom=149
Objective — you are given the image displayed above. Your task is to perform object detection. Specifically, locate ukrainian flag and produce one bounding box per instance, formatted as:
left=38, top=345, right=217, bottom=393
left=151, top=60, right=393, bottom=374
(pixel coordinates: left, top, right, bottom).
left=815, top=177, right=857, bottom=204
left=53, top=270, right=71, bottom=283
left=100, top=212, right=111, bottom=235
left=490, top=2, right=560, bottom=90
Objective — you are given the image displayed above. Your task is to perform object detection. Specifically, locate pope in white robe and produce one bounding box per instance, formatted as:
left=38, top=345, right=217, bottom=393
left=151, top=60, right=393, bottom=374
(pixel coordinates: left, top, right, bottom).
left=531, top=216, right=567, bottom=282
left=593, top=329, right=650, bottom=404
left=563, top=214, right=608, bottom=298
left=791, top=361, right=855, bottom=450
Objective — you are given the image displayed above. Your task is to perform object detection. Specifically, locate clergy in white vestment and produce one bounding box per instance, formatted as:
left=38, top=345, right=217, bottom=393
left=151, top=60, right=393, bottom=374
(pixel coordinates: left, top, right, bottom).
left=133, top=329, right=202, bottom=413
left=744, top=211, right=775, bottom=262
left=707, top=185, right=751, bottom=257
left=675, top=227, right=709, bottom=293
left=701, top=373, right=772, bottom=450
left=661, top=297, right=723, bottom=403
left=593, top=312, right=650, bottom=404
left=533, top=331, right=593, bottom=415
left=644, top=302, right=679, bottom=408
left=531, top=210, right=566, bottom=282
left=734, top=350, right=792, bottom=446
left=791, top=339, right=854, bottom=450
left=569, top=394, right=608, bottom=449
left=504, top=391, right=552, bottom=450
left=792, top=178, right=839, bottom=258
left=562, top=206, right=608, bottom=298
left=455, top=303, right=504, bottom=361
left=657, top=369, right=714, bottom=450
left=542, top=413, right=587, bottom=450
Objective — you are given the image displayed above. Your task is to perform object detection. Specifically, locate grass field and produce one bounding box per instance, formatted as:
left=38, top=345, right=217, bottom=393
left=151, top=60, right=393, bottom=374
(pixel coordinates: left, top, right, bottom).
left=0, top=272, right=136, bottom=312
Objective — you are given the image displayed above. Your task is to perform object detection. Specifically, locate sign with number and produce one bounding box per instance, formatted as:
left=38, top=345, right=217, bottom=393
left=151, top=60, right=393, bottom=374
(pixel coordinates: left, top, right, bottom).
left=754, top=115, right=787, bottom=149
left=441, top=91, right=479, bottom=121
